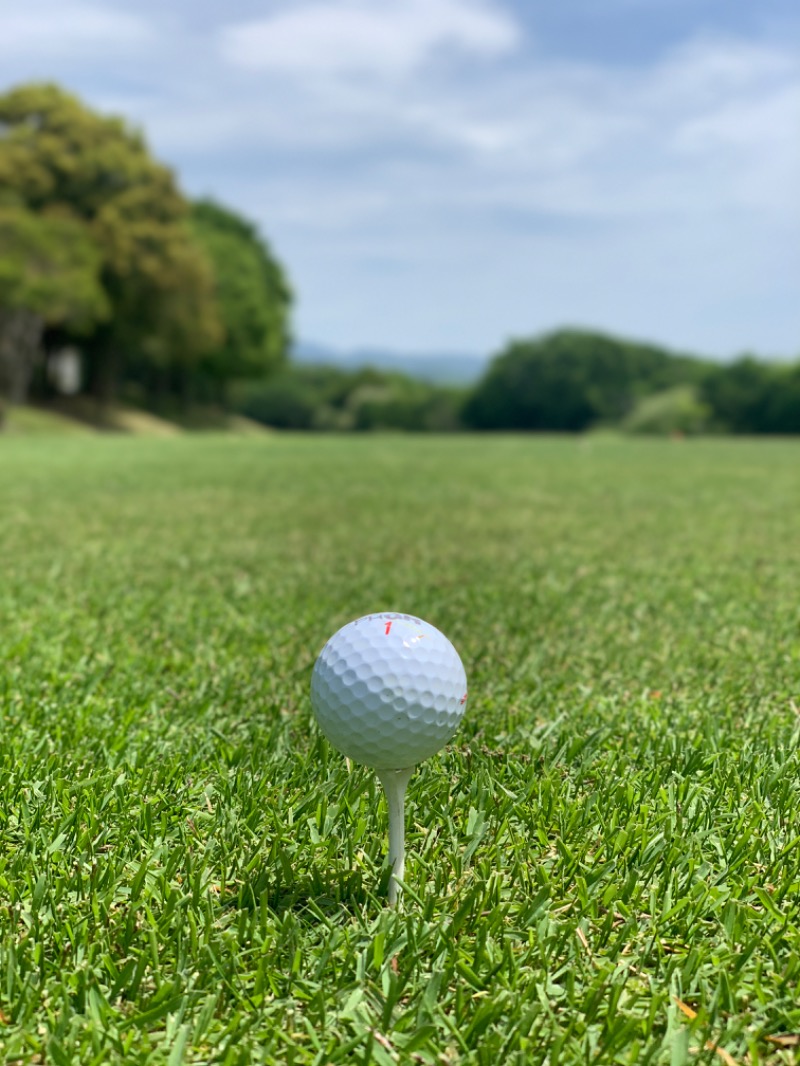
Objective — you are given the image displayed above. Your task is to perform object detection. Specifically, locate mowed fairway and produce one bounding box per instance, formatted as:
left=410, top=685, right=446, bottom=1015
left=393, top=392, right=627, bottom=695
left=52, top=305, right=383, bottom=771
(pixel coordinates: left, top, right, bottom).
left=1, top=434, right=800, bottom=1065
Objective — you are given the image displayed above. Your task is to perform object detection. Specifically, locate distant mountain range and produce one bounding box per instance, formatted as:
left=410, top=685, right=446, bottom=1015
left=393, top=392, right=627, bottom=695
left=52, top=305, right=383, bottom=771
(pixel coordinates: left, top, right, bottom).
left=293, top=340, right=489, bottom=385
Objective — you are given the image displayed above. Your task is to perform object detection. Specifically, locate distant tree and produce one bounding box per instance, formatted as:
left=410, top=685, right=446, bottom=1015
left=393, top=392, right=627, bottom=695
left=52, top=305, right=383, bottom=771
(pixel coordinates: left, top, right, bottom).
left=622, top=386, right=711, bottom=436
left=190, top=200, right=292, bottom=399
left=762, top=364, right=800, bottom=433
left=234, top=364, right=463, bottom=432
left=701, top=357, right=773, bottom=433
left=464, top=329, right=712, bottom=431
left=0, top=203, right=107, bottom=411
left=235, top=372, right=317, bottom=430
left=0, top=83, right=221, bottom=406
left=700, top=357, right=800, bottom=434
left=346, top=377, right=463, bottom=431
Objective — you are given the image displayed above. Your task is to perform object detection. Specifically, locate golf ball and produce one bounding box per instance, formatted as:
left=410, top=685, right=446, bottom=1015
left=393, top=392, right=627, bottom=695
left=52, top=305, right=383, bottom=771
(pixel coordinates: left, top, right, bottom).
left=311, top=613, right=468, bottom=770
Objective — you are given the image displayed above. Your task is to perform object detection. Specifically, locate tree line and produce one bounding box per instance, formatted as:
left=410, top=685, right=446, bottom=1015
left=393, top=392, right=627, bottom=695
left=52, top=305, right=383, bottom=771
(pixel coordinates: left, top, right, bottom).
left=465, top=333, right=800, bottom=434
left=0, top=83, right=291, bottom=421
left=238, top=333, right=800, bottom=435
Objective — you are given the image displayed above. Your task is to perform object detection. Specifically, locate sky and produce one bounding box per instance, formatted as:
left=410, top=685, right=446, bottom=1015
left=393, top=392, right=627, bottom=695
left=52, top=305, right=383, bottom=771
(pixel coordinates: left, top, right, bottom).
left=1, top=0, right=799, bottom=359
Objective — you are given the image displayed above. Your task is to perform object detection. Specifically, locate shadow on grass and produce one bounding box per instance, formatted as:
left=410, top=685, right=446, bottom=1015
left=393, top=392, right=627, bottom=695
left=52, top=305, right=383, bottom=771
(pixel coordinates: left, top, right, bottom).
left=229, top=865, right=388, bottom=922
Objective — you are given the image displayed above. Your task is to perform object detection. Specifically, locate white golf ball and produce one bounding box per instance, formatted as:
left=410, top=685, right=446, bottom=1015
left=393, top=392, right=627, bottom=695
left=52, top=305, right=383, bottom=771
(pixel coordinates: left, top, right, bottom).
left=311, top=612, right=468, bottom=770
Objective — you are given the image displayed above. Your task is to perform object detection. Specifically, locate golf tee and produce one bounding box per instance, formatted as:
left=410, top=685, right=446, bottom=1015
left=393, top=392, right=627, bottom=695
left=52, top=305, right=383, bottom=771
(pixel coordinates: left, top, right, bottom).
left=376, top=767, right=414, bottom=905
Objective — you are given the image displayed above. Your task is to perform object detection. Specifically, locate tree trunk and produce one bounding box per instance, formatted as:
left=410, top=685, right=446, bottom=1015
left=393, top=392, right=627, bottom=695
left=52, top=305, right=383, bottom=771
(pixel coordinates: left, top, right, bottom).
left=84, top=330, right=120, bottom=423
left=179, top=364, right=194, bottom=414
left=0, top=308, right=45, bottom=406
left=92, top=348, right=119, bottom=418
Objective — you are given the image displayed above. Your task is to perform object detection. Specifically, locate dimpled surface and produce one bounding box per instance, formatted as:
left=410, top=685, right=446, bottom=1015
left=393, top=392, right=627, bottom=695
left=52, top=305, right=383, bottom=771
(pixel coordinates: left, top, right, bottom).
left=310, top=613, right=468, bottom=770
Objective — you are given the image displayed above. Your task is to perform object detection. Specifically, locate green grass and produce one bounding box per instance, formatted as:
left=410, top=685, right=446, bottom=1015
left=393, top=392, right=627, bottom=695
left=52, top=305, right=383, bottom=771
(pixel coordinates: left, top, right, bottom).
left=0, top=434, right=799, bottom=1064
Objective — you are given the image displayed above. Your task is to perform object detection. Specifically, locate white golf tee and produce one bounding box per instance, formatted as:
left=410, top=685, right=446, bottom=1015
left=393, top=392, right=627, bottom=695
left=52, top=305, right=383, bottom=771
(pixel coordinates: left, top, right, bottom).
left=376, top=767, right=414, bottom=906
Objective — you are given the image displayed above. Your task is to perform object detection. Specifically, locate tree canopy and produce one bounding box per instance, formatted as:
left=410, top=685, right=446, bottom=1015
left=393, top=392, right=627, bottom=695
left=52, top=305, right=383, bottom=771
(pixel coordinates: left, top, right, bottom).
left=701, top=357, right=800, bottom=434
left=463, top=330, right=713, bottom=431
left=0, top=202, right=107, bottom=328
left=0, top=83, right=293, bottom=413
left=0, top=201, right=107, bottom=405
left=191, top=200, right=292, bottom=392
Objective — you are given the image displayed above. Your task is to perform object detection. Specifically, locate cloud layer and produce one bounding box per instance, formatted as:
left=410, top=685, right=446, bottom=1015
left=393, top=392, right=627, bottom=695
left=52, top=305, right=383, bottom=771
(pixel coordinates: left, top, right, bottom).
left=0, top=3, right=153, bottom=61
left=221, top=0, right=519, bottom=75
left=1, top=0, right=798, bottom=356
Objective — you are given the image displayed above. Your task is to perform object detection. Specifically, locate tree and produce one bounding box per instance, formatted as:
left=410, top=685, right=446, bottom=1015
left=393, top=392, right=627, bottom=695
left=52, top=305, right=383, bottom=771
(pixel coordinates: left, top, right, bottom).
left=234, top=365, right=463, bottom=431
left=700, top=357, right=772, bottom=433
left=0, top=83, right=221, bottom=406
left=191, top=200, right=292, bottom=398
left=621, top=386, right=711, bottom=436
left=0, top=202, right=107, bottom=412
left=463, top=329, right=711, bottom=431
left=701, top=357, right=800, bottom=434
left=762, top=364, right=800, bottom=433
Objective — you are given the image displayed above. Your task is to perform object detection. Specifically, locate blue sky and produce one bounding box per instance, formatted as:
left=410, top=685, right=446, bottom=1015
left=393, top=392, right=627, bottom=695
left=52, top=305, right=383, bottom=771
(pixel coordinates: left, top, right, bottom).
left=1, top=0, right=798, bottom=358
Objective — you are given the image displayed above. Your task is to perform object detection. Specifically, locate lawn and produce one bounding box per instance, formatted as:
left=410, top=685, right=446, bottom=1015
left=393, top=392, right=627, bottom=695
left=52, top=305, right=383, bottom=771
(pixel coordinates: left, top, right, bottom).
left=0, top=433, right=799, bottom=1064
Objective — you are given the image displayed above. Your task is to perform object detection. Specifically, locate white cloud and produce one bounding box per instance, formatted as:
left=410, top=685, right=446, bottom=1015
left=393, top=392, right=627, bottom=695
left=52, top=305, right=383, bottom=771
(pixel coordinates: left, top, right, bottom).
left=169, top=29, right=799, bottom=224
left=204, top=27, right=799, bottom=353
left=0, top=3, right=153, bottom=58
left=220, top=0, right=520, bottom=76
left=650, top=34, right=796, bottom=104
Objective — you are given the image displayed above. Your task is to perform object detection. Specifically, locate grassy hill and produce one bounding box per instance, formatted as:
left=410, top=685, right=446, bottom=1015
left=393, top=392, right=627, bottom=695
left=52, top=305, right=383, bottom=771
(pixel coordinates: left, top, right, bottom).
left=1, top=404, right=271, bottom=437
left=3, top=404, right=96, bottom=435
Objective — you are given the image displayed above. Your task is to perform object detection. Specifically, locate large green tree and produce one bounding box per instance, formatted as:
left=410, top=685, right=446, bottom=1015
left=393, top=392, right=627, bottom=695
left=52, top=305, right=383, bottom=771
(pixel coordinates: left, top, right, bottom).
left=0, top=202, right=107, bottom=413
left=0, top=83, right=221, bottom=405
left=190, top=200, right=292, bottom=398
left=464, top=329, right=711, bottom=431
